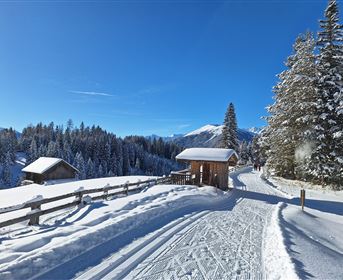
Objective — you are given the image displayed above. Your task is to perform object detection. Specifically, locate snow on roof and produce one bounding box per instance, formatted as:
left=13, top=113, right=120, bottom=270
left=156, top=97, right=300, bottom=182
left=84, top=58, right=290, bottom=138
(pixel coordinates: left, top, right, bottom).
left=22, top=157, right=75, bottom=174
left=176, top=148, right=238, bottom=162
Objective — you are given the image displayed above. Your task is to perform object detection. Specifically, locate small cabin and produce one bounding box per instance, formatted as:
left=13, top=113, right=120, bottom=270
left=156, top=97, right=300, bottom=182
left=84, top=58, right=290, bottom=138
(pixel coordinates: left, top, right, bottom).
left=175, top=148, right=238, bottom=190
left=22, top=157, right=79, bottom=184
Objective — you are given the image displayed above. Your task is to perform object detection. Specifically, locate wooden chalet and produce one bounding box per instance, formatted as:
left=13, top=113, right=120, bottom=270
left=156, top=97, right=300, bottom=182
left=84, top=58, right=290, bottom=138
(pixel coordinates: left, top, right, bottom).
left=22, top=157, right=79, bottom=184
left=174, top=148, right=238, bottom=190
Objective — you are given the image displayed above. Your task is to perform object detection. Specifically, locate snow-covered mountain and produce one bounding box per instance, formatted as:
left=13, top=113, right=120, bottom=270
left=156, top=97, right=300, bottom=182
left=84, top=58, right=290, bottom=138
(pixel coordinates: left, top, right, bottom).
left=247, top=127, right=263, bottom=134
left=171, top=124, right=257, bottom=148
left=147, top=134, right=184, bottom=141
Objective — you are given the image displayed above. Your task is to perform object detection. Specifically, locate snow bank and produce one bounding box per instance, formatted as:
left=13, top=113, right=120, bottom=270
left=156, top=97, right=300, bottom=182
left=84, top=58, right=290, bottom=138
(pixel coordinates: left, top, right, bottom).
left=0, top=184, right=229, bottom=279
left=263, top=202, right=298, bottom=280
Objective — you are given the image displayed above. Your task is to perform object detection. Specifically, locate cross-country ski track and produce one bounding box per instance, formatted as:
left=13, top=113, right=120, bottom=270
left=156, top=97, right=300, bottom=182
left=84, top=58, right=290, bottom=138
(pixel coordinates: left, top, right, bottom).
left=68, top=167, right=289, bottom=280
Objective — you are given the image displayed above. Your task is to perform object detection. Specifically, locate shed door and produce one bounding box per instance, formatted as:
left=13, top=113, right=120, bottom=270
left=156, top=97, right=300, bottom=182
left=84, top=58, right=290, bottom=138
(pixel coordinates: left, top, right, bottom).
left=202, top=163, right=210, bottom=184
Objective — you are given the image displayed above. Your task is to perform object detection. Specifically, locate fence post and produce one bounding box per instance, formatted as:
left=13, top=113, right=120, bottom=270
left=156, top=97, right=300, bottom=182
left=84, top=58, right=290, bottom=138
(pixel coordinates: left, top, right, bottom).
left=300, top=189, right=305, bottom=211
left=28, top=202, right=41, bottom=226
left=125, top=181, right=129, bottom=195
left=76, top=191, right=83, bottom=205
left=103, top=183, right=110, bottom=200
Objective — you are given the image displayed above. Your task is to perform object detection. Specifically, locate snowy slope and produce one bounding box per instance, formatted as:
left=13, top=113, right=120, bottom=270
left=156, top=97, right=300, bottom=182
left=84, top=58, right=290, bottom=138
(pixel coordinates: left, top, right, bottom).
left=172, top=124, right=257, bottom=148
left=0, top=184, right=228, bottom=279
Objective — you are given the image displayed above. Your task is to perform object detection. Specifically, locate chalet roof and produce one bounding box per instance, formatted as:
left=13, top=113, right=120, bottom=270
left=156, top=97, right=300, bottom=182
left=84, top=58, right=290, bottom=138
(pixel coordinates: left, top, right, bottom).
left=176, top=148, right=238, bottom=163
left=22, top=157, right=78, bottom=174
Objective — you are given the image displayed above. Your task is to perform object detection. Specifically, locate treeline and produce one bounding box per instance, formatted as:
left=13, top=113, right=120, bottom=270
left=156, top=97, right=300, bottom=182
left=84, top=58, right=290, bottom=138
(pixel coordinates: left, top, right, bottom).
left=262, top=0, right=343, bottom=187
left=0, top=121, right=183, bottom=187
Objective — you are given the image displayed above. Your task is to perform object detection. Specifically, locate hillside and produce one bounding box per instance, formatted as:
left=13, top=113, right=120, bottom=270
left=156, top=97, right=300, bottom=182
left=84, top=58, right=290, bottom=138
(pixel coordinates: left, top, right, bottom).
left=171, top=124, right=257, bottom=148
left=0, top=123, right=183, bottom=189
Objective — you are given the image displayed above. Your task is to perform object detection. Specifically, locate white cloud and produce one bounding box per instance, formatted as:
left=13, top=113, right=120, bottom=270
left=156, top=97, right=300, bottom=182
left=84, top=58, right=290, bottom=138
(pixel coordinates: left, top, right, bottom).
left=178, top=124, right=191, bottom=129
left=69, top=90, right=113, bottom=97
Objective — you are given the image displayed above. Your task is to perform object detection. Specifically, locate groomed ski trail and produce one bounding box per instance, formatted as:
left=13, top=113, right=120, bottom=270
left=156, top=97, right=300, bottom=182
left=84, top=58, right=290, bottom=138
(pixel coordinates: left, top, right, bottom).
left=77, top=167, right=284, bottom=280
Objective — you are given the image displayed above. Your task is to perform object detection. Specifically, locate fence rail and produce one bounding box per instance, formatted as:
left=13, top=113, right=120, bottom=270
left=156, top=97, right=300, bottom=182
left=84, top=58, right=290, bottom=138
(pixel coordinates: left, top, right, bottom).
left=0, top=176, right=172, bottom=228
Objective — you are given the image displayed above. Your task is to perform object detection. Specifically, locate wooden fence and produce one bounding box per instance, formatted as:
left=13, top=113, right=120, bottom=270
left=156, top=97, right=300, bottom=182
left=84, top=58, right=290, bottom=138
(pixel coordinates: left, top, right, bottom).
left=170, top=169, right=198, bottom=185
left=0, top=176, right=172, bottom=229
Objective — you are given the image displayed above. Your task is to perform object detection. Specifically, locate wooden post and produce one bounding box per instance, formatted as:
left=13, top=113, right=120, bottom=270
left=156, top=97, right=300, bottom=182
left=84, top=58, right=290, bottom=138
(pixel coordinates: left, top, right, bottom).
left=76, top=191, right=83, bottom=205
left=300, top=189, right=305, bottom=211
left=103, top=184, right=110, bottom=200
left=28, top=203, right=41, bottom=225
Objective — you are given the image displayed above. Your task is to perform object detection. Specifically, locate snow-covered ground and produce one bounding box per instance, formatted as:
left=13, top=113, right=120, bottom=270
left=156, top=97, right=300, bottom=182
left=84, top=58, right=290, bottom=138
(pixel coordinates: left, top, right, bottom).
left=0, top=168, right=342, bottom=279
left=264, top=175, right=343, bottom=279
left=0, top=181, right=229, bottom=279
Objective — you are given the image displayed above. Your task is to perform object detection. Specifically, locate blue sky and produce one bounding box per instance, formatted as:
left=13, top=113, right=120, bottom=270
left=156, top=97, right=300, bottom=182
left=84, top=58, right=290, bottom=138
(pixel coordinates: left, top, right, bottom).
left=0, top=0, right=330, bottom=136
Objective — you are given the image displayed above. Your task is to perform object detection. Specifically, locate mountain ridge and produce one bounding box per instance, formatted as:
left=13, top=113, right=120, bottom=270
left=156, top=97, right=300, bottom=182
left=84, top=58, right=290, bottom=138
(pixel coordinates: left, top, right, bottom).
left=148, top=124, right=259, bottom=148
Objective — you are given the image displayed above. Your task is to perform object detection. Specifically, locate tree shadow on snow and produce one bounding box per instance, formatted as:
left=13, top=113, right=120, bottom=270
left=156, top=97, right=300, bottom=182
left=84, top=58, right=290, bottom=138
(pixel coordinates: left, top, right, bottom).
left=277, top=203, right=314, bottom=279
left=231, top=168, right=343, bottom=216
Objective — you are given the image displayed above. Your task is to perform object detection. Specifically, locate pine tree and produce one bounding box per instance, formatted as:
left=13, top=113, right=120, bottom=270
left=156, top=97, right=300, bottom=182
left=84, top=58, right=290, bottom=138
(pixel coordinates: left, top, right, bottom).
left=98, top=163, right=104, bottom=178
left=221, top=109, right=229, bottom=148
left=74, top=152, right=86, bottom=180
left=265, top=33, right=317, bottom=179
left=309, top=0, right=343, bottom=185
left=239, top=140, right=250, bottom=164
left=221, top=103, right=238, bottom=151
left=28, top=139, right=38, bottom=163
left=2, top=151, right=12, bottom=187
left=227, top=103, right=239, bottom=151
left=86, top=158, right=95, bottom=179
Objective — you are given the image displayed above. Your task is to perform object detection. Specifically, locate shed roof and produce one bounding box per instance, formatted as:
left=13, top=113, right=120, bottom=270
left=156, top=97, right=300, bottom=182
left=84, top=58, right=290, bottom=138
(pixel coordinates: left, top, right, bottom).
left=176, top=148, right=238, bottom=163
left=22, top=157, right=78, bottom=174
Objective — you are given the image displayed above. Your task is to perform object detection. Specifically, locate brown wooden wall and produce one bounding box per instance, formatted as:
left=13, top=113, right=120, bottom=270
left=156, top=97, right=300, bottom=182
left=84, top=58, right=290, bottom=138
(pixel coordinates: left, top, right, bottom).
left=189, top=160, right=229, bottom=190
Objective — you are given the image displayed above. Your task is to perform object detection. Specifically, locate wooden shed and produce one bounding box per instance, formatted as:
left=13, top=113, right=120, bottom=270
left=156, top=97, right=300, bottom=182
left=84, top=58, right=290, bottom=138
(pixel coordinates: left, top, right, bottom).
left=22, top=157, right=79, bottom=184
left=175, top=148, right=238, bottom=190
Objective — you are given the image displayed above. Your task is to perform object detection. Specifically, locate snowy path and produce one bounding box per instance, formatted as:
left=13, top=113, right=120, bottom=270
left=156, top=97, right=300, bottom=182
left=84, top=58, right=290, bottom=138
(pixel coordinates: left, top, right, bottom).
left=78, top=168, right=283, bottom=280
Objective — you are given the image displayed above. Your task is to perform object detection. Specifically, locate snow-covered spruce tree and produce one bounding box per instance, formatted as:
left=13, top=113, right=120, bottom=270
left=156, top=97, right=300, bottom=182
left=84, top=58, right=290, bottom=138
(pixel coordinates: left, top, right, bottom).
left=74, top=152, right=86, bottom=180
left=309, top=0, right=343, bottom=186
left=221, top=108, right=229, bottom=148
left=221, top=103, right=239, bottom=151
left=1, top=151, right=12, bottom=187
left=250, top=135, right=262, bottom=164
left=86, top=158, right=95, bottom=179
left=28, top=139, right=38, bottom=163
left=239, top=140, right=250, bottom=164
left=265, top=33, right=317, bottom=179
